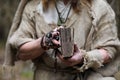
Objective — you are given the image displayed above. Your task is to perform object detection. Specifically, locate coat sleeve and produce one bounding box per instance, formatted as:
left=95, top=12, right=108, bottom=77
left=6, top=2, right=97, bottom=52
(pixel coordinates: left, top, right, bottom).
left=77, top=0, right=120, bottom=72
left=9, top=3, right=36, bottom=50
left=3, top=0, right=29, bottom=67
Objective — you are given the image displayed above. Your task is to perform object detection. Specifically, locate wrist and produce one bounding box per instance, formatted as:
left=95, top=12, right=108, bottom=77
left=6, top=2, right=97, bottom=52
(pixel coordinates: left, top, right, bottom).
left=98, top=49, right=110, bottom=63
left=40, top=36, right=50, bottom=50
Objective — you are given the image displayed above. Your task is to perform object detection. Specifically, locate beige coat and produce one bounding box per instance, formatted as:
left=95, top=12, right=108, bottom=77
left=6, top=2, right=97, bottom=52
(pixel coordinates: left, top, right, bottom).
left=5, top=0, right=120, bottom=80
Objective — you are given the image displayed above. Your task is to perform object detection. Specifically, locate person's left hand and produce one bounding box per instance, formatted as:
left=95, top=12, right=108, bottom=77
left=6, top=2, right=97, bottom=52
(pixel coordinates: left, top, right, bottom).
left=57, top=44, right=83, bottom=67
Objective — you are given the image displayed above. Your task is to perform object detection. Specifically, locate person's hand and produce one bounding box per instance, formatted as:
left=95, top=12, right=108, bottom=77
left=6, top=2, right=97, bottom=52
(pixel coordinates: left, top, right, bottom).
left=51, top=26, right=64, bottom=47
left=57, top=44, right=83, bottom=66
left=41, top=26, right=63, bottom=50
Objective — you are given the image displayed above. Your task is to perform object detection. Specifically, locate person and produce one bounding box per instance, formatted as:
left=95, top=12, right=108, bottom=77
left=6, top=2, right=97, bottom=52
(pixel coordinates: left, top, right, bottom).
left=3, top=0, right=120, bottom=80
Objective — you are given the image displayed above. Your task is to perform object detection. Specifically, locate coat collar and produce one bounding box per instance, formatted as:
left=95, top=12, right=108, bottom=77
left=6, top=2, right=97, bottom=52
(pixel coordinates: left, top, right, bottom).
left=36, top=0, right=93, bottom=29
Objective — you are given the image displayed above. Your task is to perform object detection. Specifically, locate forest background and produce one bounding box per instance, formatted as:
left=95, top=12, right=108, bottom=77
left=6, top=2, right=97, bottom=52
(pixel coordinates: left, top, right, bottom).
left=0, top=0, right=120, bottom=80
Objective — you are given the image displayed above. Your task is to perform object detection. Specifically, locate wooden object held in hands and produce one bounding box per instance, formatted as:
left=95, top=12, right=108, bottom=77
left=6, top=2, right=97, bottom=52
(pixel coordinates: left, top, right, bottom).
left=59, top=28, right=74, bottom=58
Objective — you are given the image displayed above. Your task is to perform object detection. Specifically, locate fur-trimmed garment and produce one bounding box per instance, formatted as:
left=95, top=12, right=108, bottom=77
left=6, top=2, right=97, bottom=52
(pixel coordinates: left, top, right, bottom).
left=4, top=0, right=120, bottom=80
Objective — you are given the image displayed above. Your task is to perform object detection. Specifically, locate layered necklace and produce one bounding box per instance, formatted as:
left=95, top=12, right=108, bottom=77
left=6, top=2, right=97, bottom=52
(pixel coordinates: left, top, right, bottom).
left=55, top=0, right=72, bottom=26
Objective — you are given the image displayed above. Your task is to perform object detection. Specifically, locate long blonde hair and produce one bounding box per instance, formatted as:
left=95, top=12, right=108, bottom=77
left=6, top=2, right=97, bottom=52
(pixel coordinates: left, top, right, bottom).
left=42, top=0, right=91, bottom=13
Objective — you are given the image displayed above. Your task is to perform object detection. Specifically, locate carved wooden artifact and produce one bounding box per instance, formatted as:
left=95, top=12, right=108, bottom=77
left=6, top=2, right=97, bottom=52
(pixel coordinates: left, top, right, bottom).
left=59, top=28, right=74, bottom=58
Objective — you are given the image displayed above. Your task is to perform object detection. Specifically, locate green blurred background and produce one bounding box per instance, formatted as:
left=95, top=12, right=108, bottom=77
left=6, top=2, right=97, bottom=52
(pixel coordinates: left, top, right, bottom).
left=0, top=0, right=33, bottom=80
left=0, top=0, right=120, bottom=80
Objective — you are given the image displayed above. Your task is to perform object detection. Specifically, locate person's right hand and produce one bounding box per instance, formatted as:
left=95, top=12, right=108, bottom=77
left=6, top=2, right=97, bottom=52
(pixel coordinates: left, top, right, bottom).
left=51, top=26, right=64, bottom=48
left=41, top=26, right=64, bottom=50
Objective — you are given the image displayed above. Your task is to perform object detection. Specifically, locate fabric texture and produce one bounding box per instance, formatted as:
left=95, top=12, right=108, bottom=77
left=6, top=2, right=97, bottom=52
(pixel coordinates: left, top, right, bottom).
left=3, top=0, right=120, bottom=80
left=3, top=0, right=29, bottom=66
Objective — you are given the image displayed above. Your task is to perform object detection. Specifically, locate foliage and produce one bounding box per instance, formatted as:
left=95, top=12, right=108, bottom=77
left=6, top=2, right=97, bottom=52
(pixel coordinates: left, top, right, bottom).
left=0, top=0, right=19, bottom=41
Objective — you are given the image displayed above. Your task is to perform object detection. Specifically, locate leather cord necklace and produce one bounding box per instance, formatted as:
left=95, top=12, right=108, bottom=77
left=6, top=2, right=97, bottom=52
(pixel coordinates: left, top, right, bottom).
left=52, top=0, right=72, bottom=73
left=55, top=0, right=72, bottom=26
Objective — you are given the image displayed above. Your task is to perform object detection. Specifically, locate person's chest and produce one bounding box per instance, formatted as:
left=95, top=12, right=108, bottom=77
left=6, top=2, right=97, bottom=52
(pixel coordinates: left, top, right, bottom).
left=34, top=2, right=92, bottom=49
